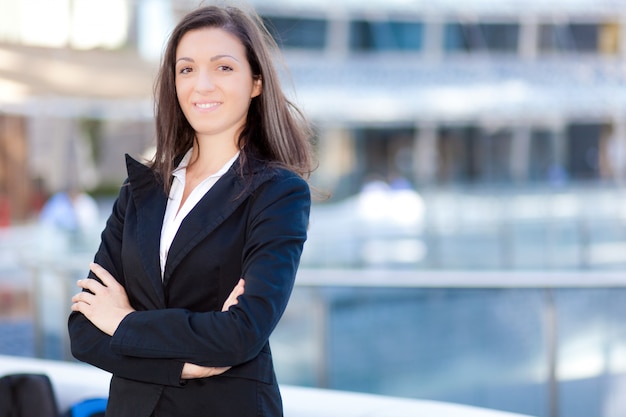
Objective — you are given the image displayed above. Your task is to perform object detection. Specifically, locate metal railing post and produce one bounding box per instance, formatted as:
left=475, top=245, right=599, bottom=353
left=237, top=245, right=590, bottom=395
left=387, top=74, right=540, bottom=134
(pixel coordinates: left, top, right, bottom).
left=544, top=288, right=559, bottom=417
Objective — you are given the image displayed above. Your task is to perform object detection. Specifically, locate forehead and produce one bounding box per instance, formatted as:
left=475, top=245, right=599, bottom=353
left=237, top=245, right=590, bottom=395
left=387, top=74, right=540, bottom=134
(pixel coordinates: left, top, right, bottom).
left=175, top=27, right=246, bottom=58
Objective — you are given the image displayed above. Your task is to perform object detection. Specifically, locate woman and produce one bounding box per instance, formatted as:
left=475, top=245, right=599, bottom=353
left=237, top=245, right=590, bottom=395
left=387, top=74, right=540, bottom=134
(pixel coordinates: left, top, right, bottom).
left=68, top=4, right=314, bottom=417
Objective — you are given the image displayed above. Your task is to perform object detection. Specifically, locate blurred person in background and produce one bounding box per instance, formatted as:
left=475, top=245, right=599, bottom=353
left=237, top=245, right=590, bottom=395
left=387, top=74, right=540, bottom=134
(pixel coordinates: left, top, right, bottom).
left=68, top=3, right=314, bottom=417
left=39, top=187, right=99, bottom=234
left=38, top=186, right=100, bottom=254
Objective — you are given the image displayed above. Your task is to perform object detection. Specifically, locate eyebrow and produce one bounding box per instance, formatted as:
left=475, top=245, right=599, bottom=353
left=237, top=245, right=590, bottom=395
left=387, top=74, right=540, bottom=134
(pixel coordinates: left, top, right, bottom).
left=175, top=57, right=193, bottom=65
left=211, top=54, right=239, bottom=62
left=175, top=54, right=240, bottom=64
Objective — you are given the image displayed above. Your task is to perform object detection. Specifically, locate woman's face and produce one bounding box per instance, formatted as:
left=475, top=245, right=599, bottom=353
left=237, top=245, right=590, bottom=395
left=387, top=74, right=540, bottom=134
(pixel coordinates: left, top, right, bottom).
left=175, top=27, right=262, bottom=143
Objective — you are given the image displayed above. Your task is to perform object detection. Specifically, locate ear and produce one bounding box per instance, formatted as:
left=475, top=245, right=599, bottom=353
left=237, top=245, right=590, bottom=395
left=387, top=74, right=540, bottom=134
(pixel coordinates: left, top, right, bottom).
left=251, top=75, right=262, bottom=98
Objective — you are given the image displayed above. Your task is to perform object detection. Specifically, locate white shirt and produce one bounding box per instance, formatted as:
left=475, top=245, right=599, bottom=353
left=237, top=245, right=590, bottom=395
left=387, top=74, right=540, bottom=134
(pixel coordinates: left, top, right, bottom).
left=159, top=149, right=240, bottom=277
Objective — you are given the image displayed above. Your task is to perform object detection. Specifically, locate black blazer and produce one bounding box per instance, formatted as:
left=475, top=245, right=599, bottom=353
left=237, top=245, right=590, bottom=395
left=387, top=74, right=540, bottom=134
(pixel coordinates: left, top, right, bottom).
left=68, top=154, right=310, bottom=417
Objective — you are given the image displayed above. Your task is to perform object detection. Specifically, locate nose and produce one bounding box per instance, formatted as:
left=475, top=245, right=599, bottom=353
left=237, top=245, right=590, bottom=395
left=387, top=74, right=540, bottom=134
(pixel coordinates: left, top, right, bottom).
left=195, top=69, right=216, bottom=92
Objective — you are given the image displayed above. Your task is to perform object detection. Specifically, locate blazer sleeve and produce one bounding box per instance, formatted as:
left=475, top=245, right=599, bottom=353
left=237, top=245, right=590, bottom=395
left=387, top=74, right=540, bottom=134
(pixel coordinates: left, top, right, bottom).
left=67, top=181, right=185, bottom=386
left=108, top=172, right=311, bottom=366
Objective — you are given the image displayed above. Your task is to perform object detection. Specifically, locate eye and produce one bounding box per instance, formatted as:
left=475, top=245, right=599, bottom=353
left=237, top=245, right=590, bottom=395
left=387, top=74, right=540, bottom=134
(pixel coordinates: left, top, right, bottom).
left=217, top=65, right=233, bottom=72
left=178, top=66, right=192, bottom=75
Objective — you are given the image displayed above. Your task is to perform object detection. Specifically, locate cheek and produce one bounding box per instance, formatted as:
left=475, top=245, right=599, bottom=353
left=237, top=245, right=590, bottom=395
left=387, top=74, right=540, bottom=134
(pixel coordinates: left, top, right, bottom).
left=175, top=79, right=191, bottom=101
left=175, top=86, right=192, bottom=116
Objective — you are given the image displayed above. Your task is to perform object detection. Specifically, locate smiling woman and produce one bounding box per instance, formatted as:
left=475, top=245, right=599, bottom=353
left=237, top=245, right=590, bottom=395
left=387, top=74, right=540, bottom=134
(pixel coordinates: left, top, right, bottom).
left=67, top=4, right=315, bottom=417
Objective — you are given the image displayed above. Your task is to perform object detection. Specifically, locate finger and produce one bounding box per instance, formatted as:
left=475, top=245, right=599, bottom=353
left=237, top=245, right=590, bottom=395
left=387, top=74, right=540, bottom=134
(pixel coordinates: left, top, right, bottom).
left=89, top=263, right=117, bottom=288
left=76, top=278, right=102, bottom=294
left=222, top=295, right=237, bottom=312
left=234, top=279, right=245, bottom=294
left=228, top=280, right=243, bottom=296
left=71, top=299, right=93, bottom=314
left=222, top=280, right=245, bottom=311
left=234, top=285, right=244, bottom=298
left=222, top=292, right=237, bottom=311
left=210, top=366, right=231, bottom=377
left=71, top=291, right=93, bottom=305
left=72, top=296, right=91, bottom=312
left=233, top=280, right=245, bottom=297
left=71, top=299, right=89, bottom=310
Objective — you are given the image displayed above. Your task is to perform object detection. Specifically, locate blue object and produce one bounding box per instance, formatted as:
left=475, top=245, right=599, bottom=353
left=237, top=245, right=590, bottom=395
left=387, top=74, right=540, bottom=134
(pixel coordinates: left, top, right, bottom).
left=65, top=398, right=107, bottom=417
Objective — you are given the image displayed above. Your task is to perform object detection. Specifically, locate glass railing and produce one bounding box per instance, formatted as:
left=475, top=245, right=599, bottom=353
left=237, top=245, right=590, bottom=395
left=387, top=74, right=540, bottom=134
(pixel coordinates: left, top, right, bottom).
left=1, top=185, right=626, bottom=417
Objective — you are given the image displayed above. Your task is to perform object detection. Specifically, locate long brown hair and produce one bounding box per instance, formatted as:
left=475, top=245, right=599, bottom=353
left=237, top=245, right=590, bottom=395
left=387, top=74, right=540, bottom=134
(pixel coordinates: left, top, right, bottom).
left=150, top=4, right=315, bottom=194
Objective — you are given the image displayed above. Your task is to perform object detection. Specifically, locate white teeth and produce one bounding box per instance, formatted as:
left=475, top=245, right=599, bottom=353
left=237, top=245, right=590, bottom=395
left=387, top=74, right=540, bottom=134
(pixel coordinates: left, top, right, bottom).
left=196, top=102, right=219, bottom=109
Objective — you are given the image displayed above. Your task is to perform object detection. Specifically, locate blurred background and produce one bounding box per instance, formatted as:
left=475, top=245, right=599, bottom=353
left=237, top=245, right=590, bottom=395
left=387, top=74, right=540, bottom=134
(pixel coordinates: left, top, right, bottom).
left=1, top=0, right=626, bottom=416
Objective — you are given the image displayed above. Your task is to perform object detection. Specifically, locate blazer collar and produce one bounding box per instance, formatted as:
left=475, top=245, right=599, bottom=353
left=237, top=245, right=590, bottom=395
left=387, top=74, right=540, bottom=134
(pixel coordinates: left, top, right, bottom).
left=125, top=153, right=276, bottom=289
left=125, top=154, right=168, bottom=305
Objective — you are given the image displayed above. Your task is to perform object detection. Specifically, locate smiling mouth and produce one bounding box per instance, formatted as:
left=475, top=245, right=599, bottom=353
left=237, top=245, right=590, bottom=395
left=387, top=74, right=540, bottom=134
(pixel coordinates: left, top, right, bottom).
left=195, top=102, right=220, bottom=109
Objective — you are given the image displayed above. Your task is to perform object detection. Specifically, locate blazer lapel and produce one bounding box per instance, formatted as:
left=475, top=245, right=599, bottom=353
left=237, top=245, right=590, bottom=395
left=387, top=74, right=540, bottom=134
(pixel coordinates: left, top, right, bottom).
left=126, top=154, right=168, bottom=307
left=162, top=158, right=273, bottom=286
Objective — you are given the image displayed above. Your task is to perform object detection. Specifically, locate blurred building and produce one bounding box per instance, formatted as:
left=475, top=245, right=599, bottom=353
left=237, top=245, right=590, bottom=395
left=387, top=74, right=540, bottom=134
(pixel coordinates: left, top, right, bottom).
left=0, top=0, right=625, bottom=267
left=0, top=0, right=156, bottom=223
left=244, top=0, right=626, bottom=269
left=245, top=0, right=626, bottom=197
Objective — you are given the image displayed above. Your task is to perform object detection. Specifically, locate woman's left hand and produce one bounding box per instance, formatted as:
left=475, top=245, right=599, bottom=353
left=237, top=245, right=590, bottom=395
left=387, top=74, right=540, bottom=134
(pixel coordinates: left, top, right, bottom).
left=71, top=262, right=135, bottom=336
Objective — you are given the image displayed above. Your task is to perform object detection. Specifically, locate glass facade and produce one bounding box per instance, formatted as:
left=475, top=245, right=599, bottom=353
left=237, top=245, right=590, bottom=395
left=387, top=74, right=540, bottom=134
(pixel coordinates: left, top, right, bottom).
left=349, top=19, right=424, bottom=51
left=539, top=23, right=603, bottom=53
left=264, top=16, right=327, bottom=49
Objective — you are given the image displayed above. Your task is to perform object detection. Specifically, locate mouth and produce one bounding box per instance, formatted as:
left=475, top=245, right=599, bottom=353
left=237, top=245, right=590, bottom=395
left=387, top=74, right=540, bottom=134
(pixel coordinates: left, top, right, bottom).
left=194, top=102, right=221, bottom=110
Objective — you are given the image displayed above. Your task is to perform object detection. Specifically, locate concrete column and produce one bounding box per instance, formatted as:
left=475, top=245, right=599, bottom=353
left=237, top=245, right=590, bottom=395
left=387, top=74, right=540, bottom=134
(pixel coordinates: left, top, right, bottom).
left=608, top=115, right=626, bottom=184
left=326, top=12, right=350, bottom=58
left=413, top=122, right=438, bottom=185
left=29, top=117, right=69, bottom=192
left=315, top=124, right=355, bottom=194
left=511, top=125, right=531, bottom=182
left=423, top=15, right=443, bottom=61
left=618, top=16, right=626, bottom=58
left=519, top=15, right=539, bottom=61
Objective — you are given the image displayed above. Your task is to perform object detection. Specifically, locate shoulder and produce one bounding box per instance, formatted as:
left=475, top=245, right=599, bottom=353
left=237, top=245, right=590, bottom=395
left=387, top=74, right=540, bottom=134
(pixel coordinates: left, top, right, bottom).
left=243, top=164, right=310, bottom=217
left=242, top=155, right=309, bottom=195
left=246, top=166, right=311, bottom=232
left=258, top=165, right=310, bottom=196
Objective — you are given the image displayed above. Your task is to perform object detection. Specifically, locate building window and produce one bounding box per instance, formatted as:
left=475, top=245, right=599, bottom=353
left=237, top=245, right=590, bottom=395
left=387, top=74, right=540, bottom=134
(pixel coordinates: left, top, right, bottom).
left=444, top=22, right=519, bottom=53
left=349, top=20, right=424, bottom=52
left=566, top=123, right=604, bottom=180
left=436, top=126, right=514, bottom=184
left=352, top=127, right=416, bottom=191
left=444, top=23, right=475, bottom=52
left=436, top=126, right=481, bottom=183
left=263, top=16, right=327, bottom=49
left=481, top=23, right=520, bottom=52
left=539, top=23, right=602, bottom=53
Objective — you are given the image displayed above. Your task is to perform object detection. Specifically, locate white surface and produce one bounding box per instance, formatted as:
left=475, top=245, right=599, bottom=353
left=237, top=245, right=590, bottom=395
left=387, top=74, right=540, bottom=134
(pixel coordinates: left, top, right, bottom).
left=281, top=385, right=534, bottom=417
left=0, top=354, right=534, bottom=417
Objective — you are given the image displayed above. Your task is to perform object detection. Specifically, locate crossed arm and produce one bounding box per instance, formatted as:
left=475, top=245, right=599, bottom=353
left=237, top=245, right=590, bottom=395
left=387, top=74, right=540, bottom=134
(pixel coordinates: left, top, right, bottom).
left=71, top=262, right=245, bottom=379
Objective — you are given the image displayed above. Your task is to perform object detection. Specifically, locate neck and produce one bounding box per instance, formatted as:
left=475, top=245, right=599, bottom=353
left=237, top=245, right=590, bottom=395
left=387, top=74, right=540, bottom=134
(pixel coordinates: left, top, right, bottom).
left=188, top=135, right=239, bottom=178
